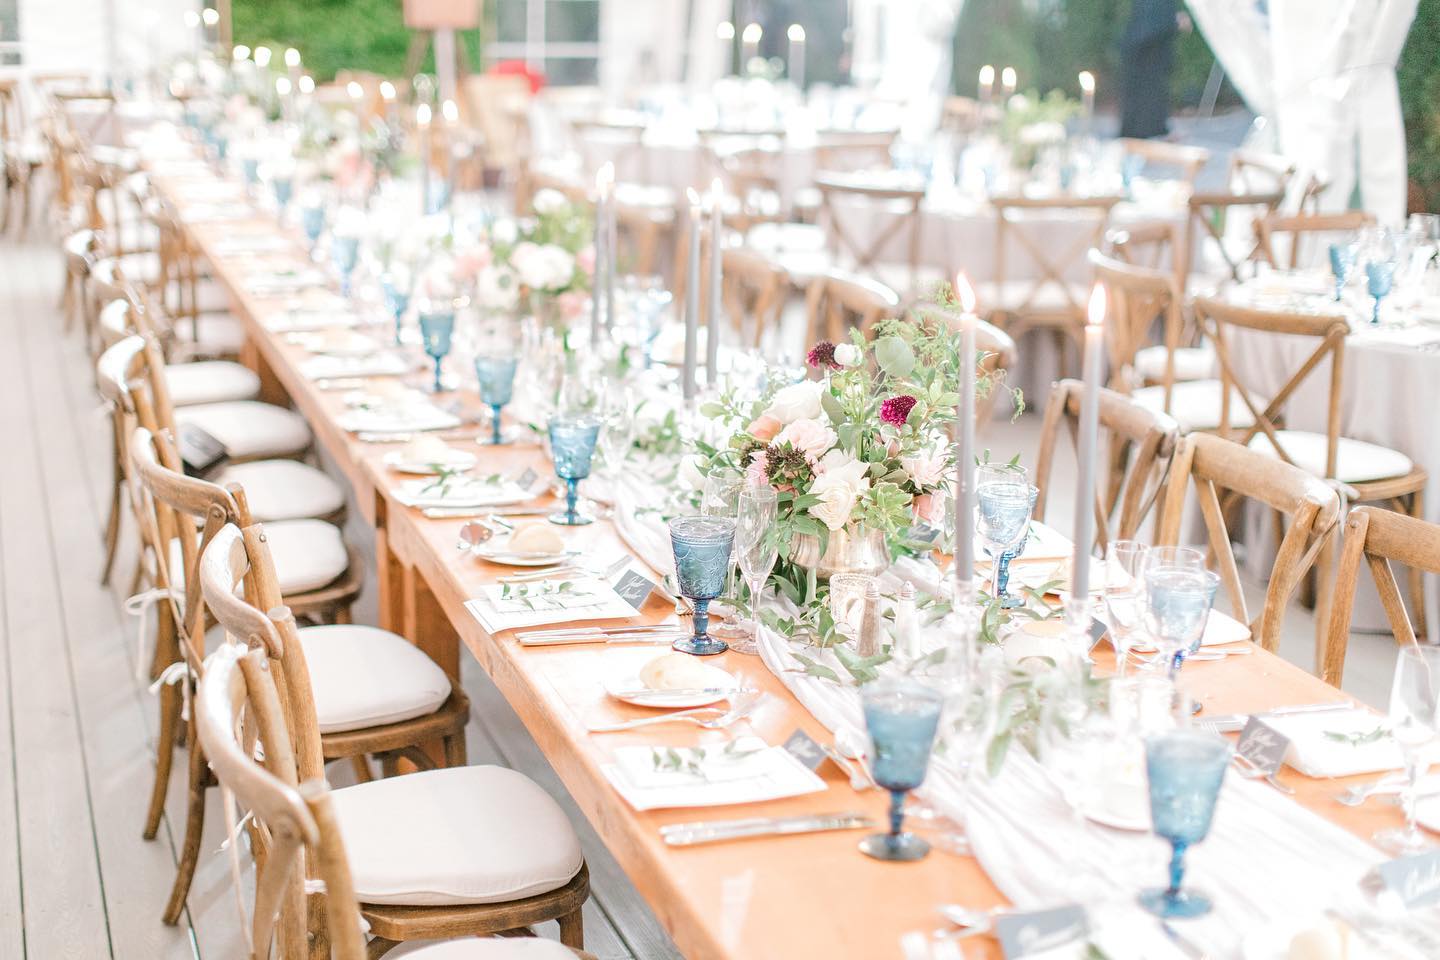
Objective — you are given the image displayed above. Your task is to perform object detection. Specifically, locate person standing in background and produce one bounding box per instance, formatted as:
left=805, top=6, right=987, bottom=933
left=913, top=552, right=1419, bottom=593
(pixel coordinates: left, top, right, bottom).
left=1119, top=0, right=1181, bottom=138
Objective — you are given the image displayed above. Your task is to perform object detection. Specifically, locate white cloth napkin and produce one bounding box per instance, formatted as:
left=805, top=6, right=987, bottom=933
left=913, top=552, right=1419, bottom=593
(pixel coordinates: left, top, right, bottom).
left=263, top=309, right=364, bottom=333
left=337, top=404, right=461, bottom=436
left=602, top=736, right=826, bottom=811
left=301, top=353, right=416, bottom=380
left=1265, top=708, right=1404, bottom=778
left=392, top=474, right=531, bottom=509
left=463, top=578, right=638, bottom=633
left=243, top=268, right=328, bottom=295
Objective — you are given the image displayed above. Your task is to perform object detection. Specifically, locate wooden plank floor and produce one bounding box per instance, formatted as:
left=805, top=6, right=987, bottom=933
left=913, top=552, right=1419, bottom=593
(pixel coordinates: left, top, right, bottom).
left=0, top=230, right=678, bottom=960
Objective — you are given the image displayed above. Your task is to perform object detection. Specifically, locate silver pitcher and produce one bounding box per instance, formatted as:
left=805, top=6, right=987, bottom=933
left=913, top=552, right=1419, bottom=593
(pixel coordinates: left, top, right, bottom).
left=789, top=524, right=891, bottom=580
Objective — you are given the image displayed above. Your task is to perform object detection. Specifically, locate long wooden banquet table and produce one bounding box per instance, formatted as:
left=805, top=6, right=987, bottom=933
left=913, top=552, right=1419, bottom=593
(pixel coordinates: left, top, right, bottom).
left=147, top=165, right=1414, bottom=959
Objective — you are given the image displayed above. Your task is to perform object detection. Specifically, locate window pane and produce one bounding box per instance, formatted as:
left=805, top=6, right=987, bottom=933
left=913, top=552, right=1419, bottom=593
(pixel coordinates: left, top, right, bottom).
left=545, top=0, right=599, bottom=43
left=494, top=0, right=528, bottom=43
left=544, top=57, right=598, bottom=86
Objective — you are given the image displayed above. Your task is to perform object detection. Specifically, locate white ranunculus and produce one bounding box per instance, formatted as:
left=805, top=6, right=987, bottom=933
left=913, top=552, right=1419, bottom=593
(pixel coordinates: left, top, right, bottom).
left=511, top=242, right=575, bottom=292
left=833, top=343, right=861, bottom=367
left=809, top=469, right=868, bottom=531
left=679, top=453, right=708, bottom=492
left=775, top=417, right=837, bottom=463
left=901, top=443, right=948, bottom=490
left=490, top=218, right=519, bottom=246
left=764, top=380, right=825, bottom=425
left=817, top=448, right=870, bottom=486
left=475, top=265, right=519, bottom=310
left=532, top=188, right=568, bottom=215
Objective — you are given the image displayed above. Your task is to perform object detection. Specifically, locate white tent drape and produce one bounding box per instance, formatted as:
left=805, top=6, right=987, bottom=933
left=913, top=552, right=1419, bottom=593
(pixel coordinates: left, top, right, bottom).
left=1187, top=0, right=1418, bottom=225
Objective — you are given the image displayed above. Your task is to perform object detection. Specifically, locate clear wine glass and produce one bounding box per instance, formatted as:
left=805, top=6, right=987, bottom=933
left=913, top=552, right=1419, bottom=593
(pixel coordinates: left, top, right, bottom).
left=731, top=483, right=778, bottom=656
left=975, top=463, right=1037, bottom=602
left=1142, top=561, right=1219, bottom=678
left=1374, top=645, right=1440, bottom=854
left=596, top=380, right=635, bottom=474
left=1104, top=540, right=1149, bottom=676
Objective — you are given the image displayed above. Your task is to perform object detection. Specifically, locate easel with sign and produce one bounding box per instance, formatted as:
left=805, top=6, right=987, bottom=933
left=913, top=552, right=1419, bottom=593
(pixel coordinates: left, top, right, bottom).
left=401, top=0, right=481, bottom=102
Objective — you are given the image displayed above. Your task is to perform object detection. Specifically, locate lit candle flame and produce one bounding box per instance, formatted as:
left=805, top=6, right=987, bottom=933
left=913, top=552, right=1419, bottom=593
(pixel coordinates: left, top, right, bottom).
left=275, top=76, right=291, bottom=97
left=284, top=48, right=301, bottom=68
left=742, top=22, right=763, bottom=43
left=954, top=273, right=977, bottom=314
left=183, top=10, right=200, bottom=28
left=416, top=102, right=432, bottom=126
left=716, top=22, right=735, bottom=40
left=298, top=75, right=315, bottom=94
left=1078, top=71, right=1095, bottom=94
left=232, top=45, right=250, bottom=62
left=346, top=81, right=363, bottom=100
left=1001, top=66, right=1016, bottom=89
left=379, top=80, right=396, bottom=101
left=441, top=99, right=459, bottom=125
left=787, top=24, right=805, bottom=43
left=253, top=46, right=272, bottom=68
left=201, top=8, right=219, bottom=26
left=979, top=64, right=995, bottom=85
left=1087, top=283, right=1107, bottom=327
left=686, top=187, right=702, bottom=214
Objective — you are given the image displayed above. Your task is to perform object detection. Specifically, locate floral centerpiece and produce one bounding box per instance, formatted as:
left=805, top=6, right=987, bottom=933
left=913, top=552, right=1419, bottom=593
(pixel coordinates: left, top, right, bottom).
left=694, top=301, right=1018, bottom=619
left=494, top=188, right=595, bottom=330
left=999, top=90, right=1080, bottom=170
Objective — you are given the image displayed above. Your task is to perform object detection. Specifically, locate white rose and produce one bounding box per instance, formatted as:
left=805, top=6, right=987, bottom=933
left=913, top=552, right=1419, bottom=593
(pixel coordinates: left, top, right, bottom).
left=511, top=242, right=574, bottom=291
left=833, top=343, right=861, bottom=367
left=764, top=380, right=824, bottom=425
left=532, top=188, right=568, bottom=215
left=901, top=443, right=948, bottom=490
left=679, top=454, right=708, bottom=492
left=817, top=448, right=870, bottom=488
left=809, top=471, right=865, bottom=531
left=490, top=218, right=519, bottom=246
left=775, top=417, right=837, bottom=463
left=475, top=265, right=519, bottom=310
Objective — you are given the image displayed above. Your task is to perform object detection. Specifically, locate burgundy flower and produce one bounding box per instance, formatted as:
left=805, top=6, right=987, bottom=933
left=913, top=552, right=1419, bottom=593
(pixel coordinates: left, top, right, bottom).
left=880, top=394, right=918, bottom=428
left=806, top=340, right=839, bottom=369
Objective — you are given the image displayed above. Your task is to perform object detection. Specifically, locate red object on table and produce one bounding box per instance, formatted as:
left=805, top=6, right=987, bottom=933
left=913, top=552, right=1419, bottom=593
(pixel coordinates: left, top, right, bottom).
left=490, top=60, right=546, bottom=93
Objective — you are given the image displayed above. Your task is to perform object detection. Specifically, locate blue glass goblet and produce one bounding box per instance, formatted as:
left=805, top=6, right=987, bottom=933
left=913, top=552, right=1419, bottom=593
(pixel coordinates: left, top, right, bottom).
left=300, top=203, right=325, bottom=250
left=859, top=679, right=944, bottom=862
left=975, top=465, right=1037, bottom=603
left=331, top=234, right=360, bottom=296
left=994, top=527, right=1031, bottom=609
left=381, top=273, right=411, bottom=346
left=271, top=175, right=293, bottom=221
left=1366, top=259, right=1396, bottom=326
left=1143, top=566, right=1219, bottom=677
left=417, top=303, right=456, bottom=393
left=668, top=516, right=736, bottom=656
left=1328, top=242, right=1357, bottom=301
left=1139, top=729, right=1231, bottom=919
left=548, top=414, right=602, bottom=527
left=214, top=134, right=229, bottom=164
left=475, top=354, right=519, bottom=445
left=241, top=156, right=260, bottom=191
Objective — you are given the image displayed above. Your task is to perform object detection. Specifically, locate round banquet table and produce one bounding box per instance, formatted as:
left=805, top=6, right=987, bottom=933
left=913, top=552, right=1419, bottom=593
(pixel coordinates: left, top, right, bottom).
left=1223, top=279, right=1440, bottom=640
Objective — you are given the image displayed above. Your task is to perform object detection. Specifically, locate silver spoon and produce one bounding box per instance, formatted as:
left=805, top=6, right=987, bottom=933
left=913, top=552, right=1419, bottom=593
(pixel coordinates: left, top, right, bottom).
left=933, top=904, right=1006, bottom=940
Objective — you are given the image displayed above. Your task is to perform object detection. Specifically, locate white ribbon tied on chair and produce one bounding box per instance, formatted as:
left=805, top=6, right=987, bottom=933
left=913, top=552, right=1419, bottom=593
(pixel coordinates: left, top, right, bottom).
left=124, top=586, right=184, bottom=682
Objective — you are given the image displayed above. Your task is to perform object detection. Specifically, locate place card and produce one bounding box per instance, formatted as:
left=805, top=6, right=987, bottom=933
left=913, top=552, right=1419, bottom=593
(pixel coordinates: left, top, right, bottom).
left=1373, top=850, right=1440, bottom=911
left=1236, top=716, right=1290, bottom=777
left=781, top=730, right=827, bottom=772
left=613, top=568, right=659, bottom=611
left=515, top=467, right=541, bottom=491
left=994, top=904, right=1088, bottom=958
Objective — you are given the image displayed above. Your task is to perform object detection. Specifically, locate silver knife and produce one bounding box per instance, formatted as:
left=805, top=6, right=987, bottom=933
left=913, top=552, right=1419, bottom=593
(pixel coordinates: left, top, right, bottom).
left=517, top=632, right=685, bottom=647
left=422, top=505, right=550, bottom=519
left=519, top=623, right=682, bottom=639
left=1200, top=701, right=1353, bottom=733
left=661, top=812, right=874, bottom=847
left=609, top=686, right=738, bottom=699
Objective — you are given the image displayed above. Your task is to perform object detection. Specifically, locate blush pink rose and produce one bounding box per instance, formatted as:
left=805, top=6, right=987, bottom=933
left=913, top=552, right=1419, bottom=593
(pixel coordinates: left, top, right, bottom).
left=576, top=245, right=596, bottom=277
left=745, top=453, right=769, bottom=487
left=911, top=493, right=939, bottom=525
left=748, top=414, right=782, bottom=442
left=556, top=290, right=587, bottom=319
left=453, top=247, right=492, bottom=281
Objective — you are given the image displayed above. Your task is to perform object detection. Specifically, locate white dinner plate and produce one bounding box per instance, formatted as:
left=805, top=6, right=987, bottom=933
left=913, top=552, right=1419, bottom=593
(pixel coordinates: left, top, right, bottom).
left=1240, top=916, right=1334, bottom=960
left=471, top=544, right=578, bottom=567
left=605, top=664, right=739, bottom=709
left=383, top=449, right=479, bottom=474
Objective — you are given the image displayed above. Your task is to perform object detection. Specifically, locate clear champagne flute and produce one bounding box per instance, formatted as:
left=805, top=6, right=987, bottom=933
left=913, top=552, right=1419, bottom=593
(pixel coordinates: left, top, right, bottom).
left=731, top=483, right=778, bottom=656
left=1104, top=540, right=1149, bottom=676
left=1374, top=645, right=1440, bottom=854
left=702, top=468, right=747, bottom=641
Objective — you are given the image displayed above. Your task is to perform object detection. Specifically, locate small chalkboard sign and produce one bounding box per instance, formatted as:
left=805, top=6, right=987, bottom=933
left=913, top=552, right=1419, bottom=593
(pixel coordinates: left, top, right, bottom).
left=994, top=905, right=1088, bottom=958
left=781, top=730, right=827, bottom=772
left=612, top=568, right=659, bottom=612
left=1374, top=850, right=1440, bottom=911
left=1236, top=717, right=1290, bottom=777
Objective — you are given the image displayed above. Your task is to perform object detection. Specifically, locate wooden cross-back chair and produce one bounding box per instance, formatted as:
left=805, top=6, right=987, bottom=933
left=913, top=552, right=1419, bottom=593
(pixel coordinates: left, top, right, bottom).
left=812, top=129, right=898, bottom=172
left=612, top=185, right=677, bottom=278
left=199, top=522, right=588, bottom=958
left=1185, top=148, right=1298, bottom=287
left=1034, top=379, right=1179, bottom=552
left=803, top=269, right=901, bottom=344
left=986, top=194, right=1121, bottom=375
left=813, top=172, right=927, bottom=295
left=150, top=198, right=248, bottom=360
left=1158, top=432, right=1341, bottom=658
left=196, top=642, right=595, bottom=960
left=0, top=77, right=43, bottom=235
left=571, top=115, right=647, bottom=182
left=721, top=246, right=788, bottom=349
left=1254, top=210, right=1376, bottom=271
left=720, top=147, right=787, bottom=232
left=1323, top=507, right=1440, bottom=687
left=1089, top=249, right=1185, bottom=398
left=1118, top=138, right=1211, bottom=187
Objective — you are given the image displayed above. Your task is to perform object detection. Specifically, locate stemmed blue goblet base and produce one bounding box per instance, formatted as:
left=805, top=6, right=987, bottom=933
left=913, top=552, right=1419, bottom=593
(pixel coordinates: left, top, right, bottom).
left=860, top=790, right=931, bottom=861
left=671, top=599, right=727, bottom=656
left=548, top=479, right=593, bottom=527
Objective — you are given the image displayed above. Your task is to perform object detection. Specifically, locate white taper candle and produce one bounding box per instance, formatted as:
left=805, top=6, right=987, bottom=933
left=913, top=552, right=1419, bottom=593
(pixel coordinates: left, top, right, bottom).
left=1071, top=284, right=1106, bottom=602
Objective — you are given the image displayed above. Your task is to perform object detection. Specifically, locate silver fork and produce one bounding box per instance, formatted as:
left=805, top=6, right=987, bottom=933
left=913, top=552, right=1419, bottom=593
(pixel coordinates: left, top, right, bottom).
left=1336, top=775, right=1406, bottom=807
left=586, top=691, right=762, bottom=733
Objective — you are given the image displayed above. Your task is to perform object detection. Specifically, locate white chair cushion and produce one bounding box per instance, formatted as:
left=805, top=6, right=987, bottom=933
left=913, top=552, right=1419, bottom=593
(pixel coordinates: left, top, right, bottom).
left=167, top=310, right=247, bottom=356
left=212, top=460, right=345, bottom=522
left=300, top=625, right=452, bottom=734
left=1246, top=430, right=1414, bottom=484
left=170, top=518, right=348, bottom=595
left=174, top=401, right=312, bottom=460
left=1134, top=344, right=1216, bottom=383
left=1131, top=380, right=1257, bottom=434
left=164, top=361, right=261, bottom=406
left=388, top=939, right=577, bottom=960
left=332, top=765, right=584, bottom=907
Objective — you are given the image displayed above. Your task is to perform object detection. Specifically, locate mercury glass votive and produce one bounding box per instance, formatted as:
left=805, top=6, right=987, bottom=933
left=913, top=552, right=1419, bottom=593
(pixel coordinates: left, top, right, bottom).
left=548, top=414, right=602, bottom=526
left=669, top=516, right=737, bottom=656
left=474, top=354, right=519, bottom=445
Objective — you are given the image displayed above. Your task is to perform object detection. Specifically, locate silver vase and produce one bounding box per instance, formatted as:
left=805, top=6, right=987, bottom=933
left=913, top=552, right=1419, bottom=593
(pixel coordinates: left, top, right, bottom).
left=789, top=524, right=891, bottom=580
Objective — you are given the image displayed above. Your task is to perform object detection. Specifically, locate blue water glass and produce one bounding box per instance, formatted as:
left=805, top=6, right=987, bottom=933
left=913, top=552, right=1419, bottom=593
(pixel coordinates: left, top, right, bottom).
left=976, top=478, right=1036, bottom=601
left=668, top=516, right=737, bottom=656
left=241, top=157, right=259, bottom=189
left=1058, top=163, right=1076, bottom=193
left=548, top=414, right=602, bottom=527
left=474, top=354, right=519, bottom=445
left=1328, top=242, right=1357, bottom=301
left=1139, top=729, right=1231, bottom=919
left=300, top=203, right=325, bottom=249
left=1366, top=260, right=1396, bottom=326
left=381, top=274, right=411, bottom=346
left=214, top=135, right=229, bottom=163
left=271, top=176, right=293, bottom=220
left=417, top=307, right=456, bottom=393
left=1144, top=567, right=1219, bottom=676
left=859, top=679, right=944, bottom=862
left=331, top=234, right=360, bottom=296
left=994, top=528, right=1030, bottom=609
